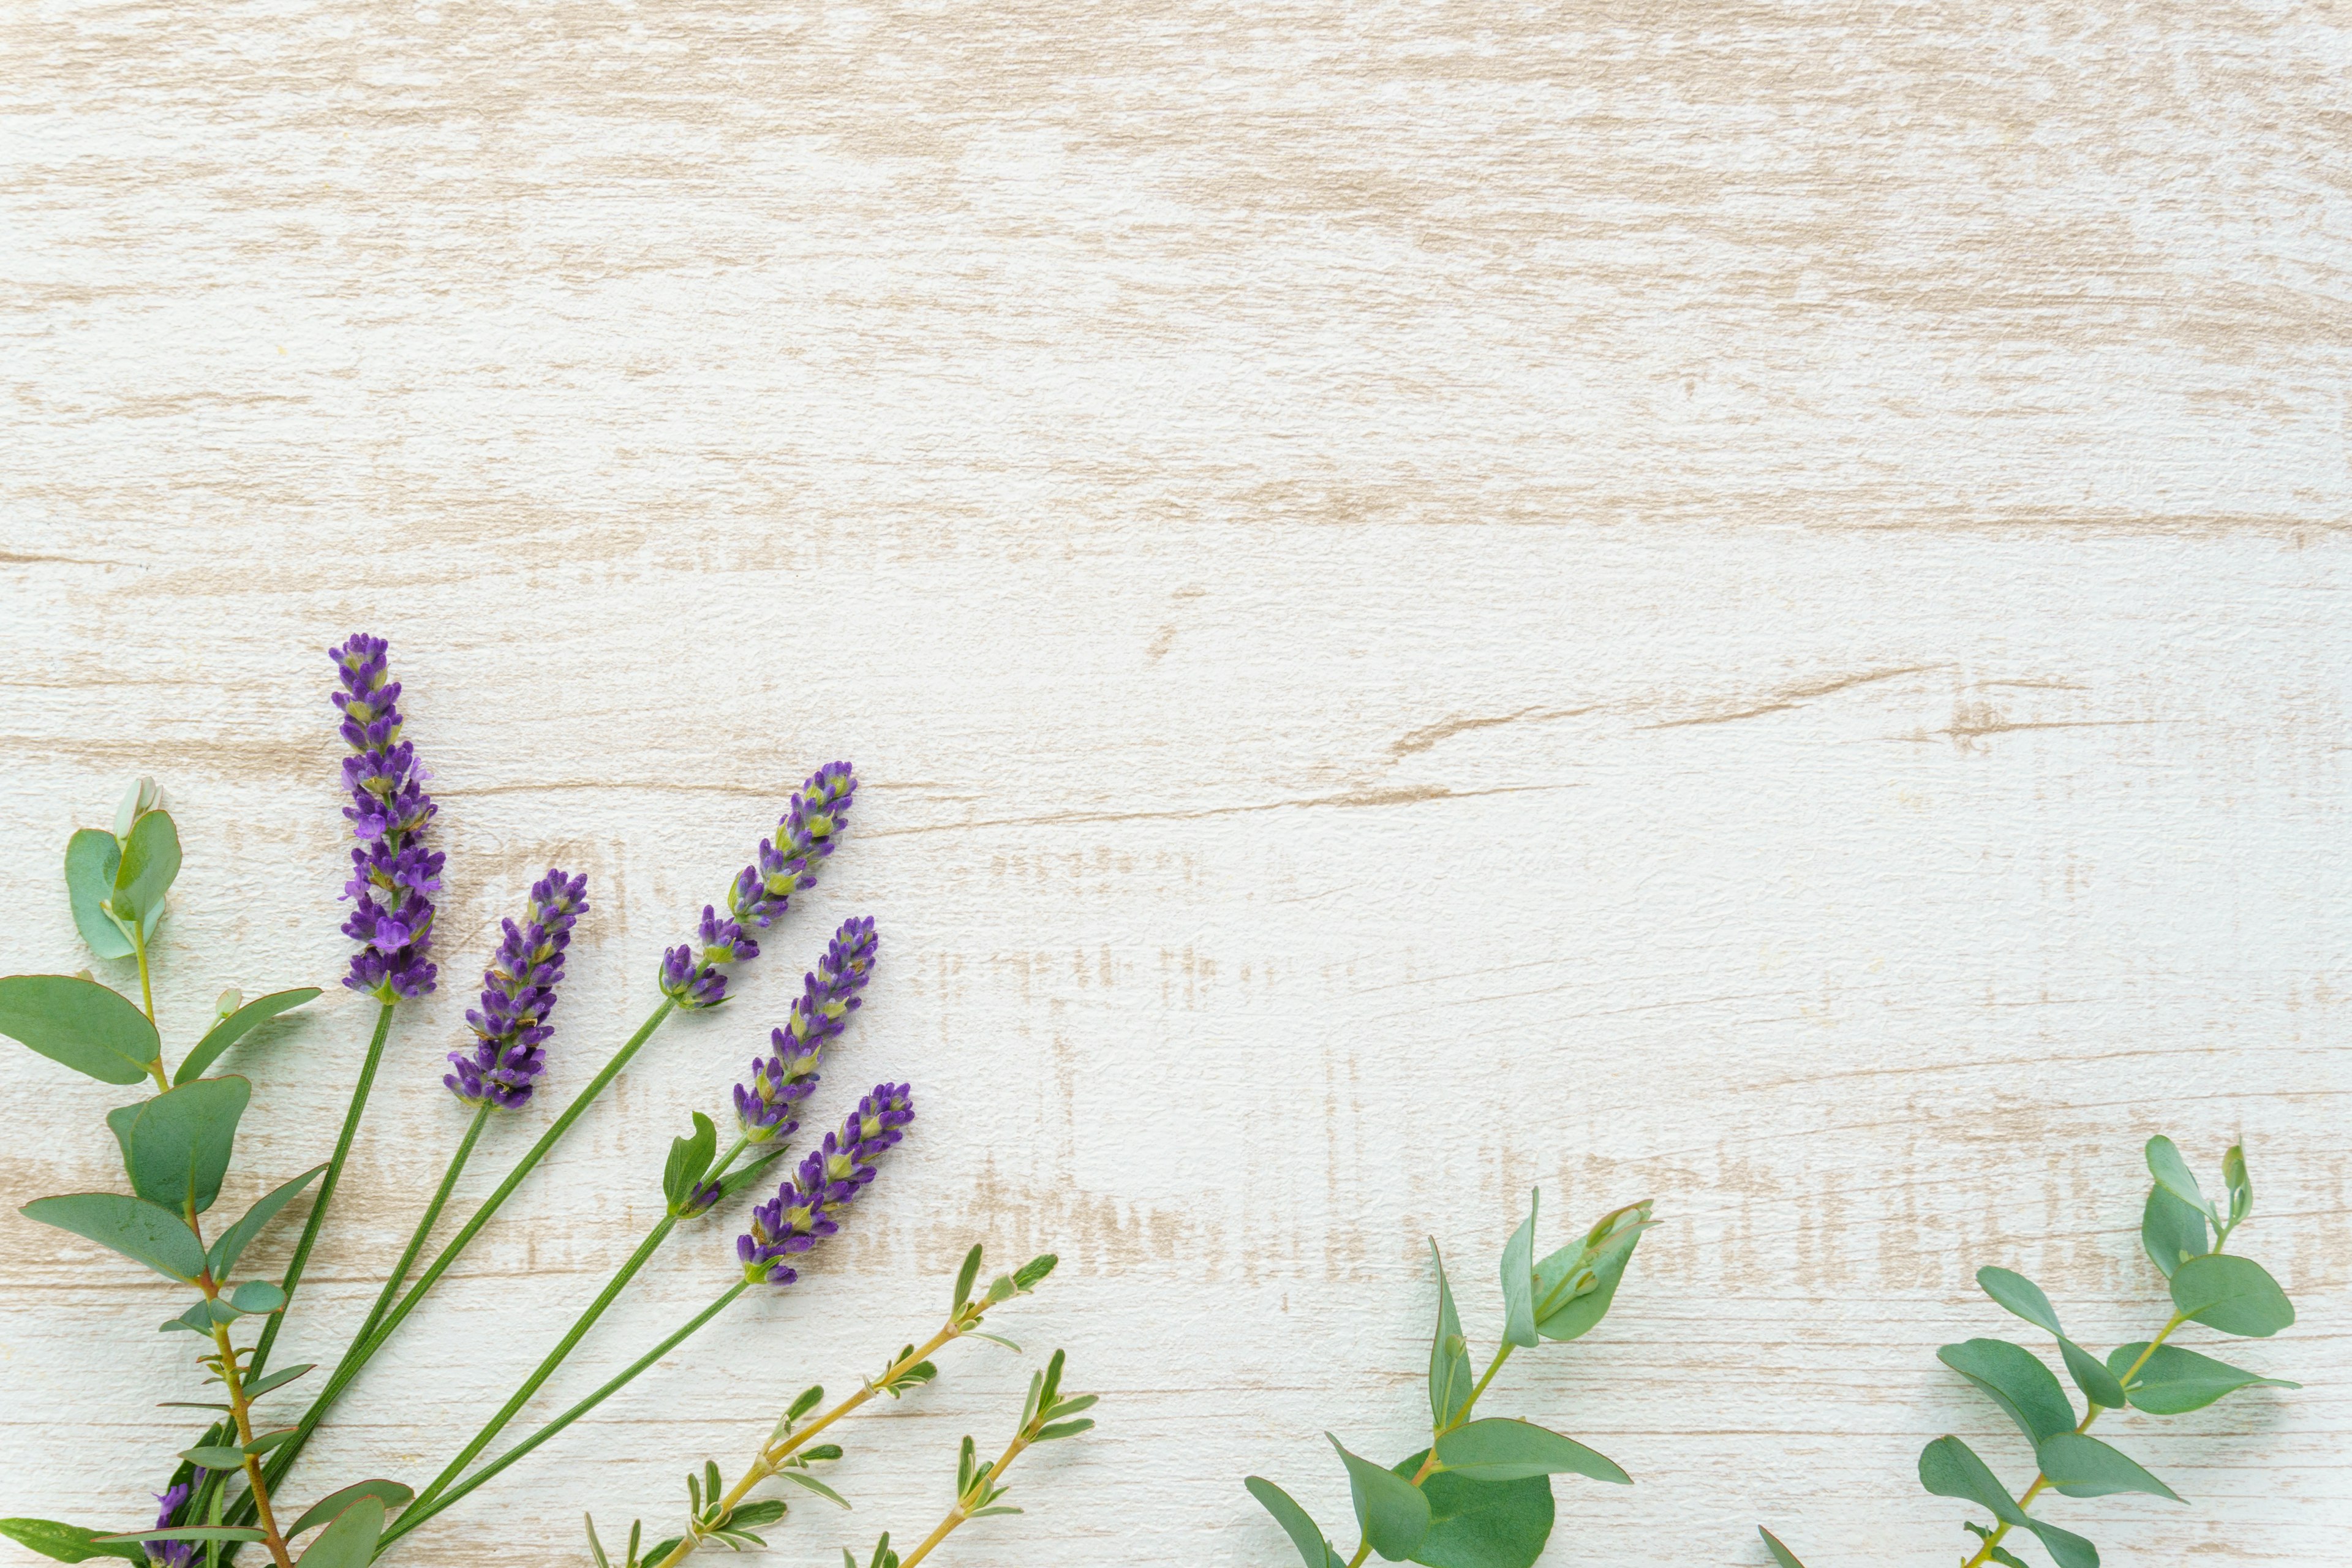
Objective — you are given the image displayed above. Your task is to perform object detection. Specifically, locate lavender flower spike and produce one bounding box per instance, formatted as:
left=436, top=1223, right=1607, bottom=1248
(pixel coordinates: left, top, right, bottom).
left=737, top=1081, right=913, bottom=1286
left=659, top=761, right=857, bottom=1011
left=732, top=916, right=880, bottom=1144
left=331, top=634, right=443, bottom=1001
left=144, top=1476, right=201, bottom=1568
left=445, top=869, right=590, bottom=1109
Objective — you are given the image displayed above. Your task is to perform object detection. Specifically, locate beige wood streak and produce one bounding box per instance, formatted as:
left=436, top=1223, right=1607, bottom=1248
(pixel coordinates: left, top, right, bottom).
left=1, top=2, right=2346, bottom=1564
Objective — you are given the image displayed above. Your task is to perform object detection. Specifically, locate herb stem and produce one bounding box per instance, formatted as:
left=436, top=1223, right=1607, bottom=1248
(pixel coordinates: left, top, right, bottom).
left=347, top=1102, right=491, bottom=1373
left=897, top=1425, right=1028, bottom=1568
left=189, top=1207, right=295, bottom=1568
left=408, top=1213, right=683, bottom=1514
left=249, top=999, right=396, bottom=1379
left=376, top=1280, right=751, bottom=1549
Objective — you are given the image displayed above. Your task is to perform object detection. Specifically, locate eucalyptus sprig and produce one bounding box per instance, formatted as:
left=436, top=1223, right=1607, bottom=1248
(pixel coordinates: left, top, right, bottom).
left=845, top=1347, right=1097, bottom=1568
left=1248, top=1189, right=1655, bottom=1568
left=1760, top=1137, right=2299, bottom=1568
left=582, top=1245, right=1062, bottom=1568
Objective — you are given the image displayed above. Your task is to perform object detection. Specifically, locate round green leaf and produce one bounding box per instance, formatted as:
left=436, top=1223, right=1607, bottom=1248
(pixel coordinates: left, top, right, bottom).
left=230, top=1280, right=287, bottom=1314
left=2141, top=1185, right=2209, bottom=1279
left=2034, top=1433, right=2182, bottom=1501
left=64, top=831, right=134, bottom=960
left=0, top=975, right=157, bottom=1084
left=21, top=1193, right=206, bottom=1280
left=2169, top=1254, right=2294, bottom=1338
left=1936, top=1340, right=2075, bottom=1444
left=175, top=988, right=321, bottom=1085
left=1390, top=1451, right=1551, bottom=1568
left=127, top=1077, right=252, bottom=1215
left=111, top=810, right=182, bottom=935
left=2106, top=1342, right=2299, bottom=1414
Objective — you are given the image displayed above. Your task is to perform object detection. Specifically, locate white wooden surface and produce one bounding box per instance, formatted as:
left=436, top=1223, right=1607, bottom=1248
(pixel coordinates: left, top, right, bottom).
left=2, top=4, right=2347, bottom=1564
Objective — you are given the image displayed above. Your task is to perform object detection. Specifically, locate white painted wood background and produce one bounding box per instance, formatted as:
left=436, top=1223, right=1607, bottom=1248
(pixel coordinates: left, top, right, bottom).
left=2, top=3, right=2346, bottom=1564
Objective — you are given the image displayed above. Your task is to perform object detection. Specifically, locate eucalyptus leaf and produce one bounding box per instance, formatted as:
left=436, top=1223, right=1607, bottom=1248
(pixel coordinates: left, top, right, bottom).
left=1975, top=1268, right=2063, bottom=1337
left=1757, top=1528, right=1809, bottom=1568
left=105, top=1102, right=144, bottom=1175
left=1498, top=1191, right=1538, bottom=1349
left=176, top=989, right=321, bottom=1085
left=112, top=809, right=182, bottom=936
left=292, top=1497, right=384, bottom=1568
left=1531, top=1203, right=1651, bottom=1344
left=2140, top=1185, right=2209, bottom=1280
left=2034, top=1433, right=2181, bottom=1501
left=0, top=1516, right=149, bottom=1562
left=1389, top=1452, right=1551, bottom=1568
left=0, top=974, right=158, bottom=1084
left=161, top=1303, right=215, bottom=1335
left=2169, top=1254, right=2294, bottom=1338
left=229, top=1280, right=287, bottom=1314
left=285, top=1482, right=412, bottom=1540
left=2222, top=1144, right=2251, bottom=1227
left=2106, top=1342, right=2299, bottom=1414
left=1936, top=1340, right=2075, bottom=1444
left=23, top=1193, right=206, bottom=1280
left=2143, top=1136, right=2216, bottom=1223
left=180, top=1447, right=249, bottom=1469
left=65, top=829, right=134, bottom=960
left=1329, top=1434, right=1431, bottom=1561
left=1434, top=1419, right=1627, bottom=1485
left=127, top=1077, right=251, bottom=1215
left=2057, top=1336, right=2127, bottom=1412
left=207, top=1164, right=325, bottom=1278
left=1428, top=1242, right=1473, bottom=1430
left=1917, top=1436, right=2098, bottom=1568
left=243, top=1363, right=317, bottom=1400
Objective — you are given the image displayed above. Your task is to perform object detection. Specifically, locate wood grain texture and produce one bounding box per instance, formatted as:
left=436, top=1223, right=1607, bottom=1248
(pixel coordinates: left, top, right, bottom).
left=2, top=2, right=2346, bottom=1564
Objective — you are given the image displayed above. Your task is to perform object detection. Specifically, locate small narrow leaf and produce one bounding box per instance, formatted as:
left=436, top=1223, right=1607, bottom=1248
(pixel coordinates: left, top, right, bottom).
left=23, top=1193, right=207, bottom=1280
left=92, top=1529, right=265, bottom=1547
left=2144, top=1136, right=2217, bottom=1223
left=64, top=829, right=135, bottom=960
left=111, top=810, right=182, bottom=935
left=0, top=975, right=158, bottom=1084
left=1434, top=1418, right=1629, bottom=1484
left=2223, top=1144, right=2251, bottom=1227
left=1499, top=1189, right=1539, bottom=1349
left=180, top=1447, right=249, bottom=1469
left=243, top=1363, right=317, bottom=1401
left=1328, top=1434, right=1431, bottom=1561
left=1035, top=1418, right=1095, bottom=1441
left=2141, top=1185, right=2209, bottom=1279
left=2035, top=1433, right=2182, bottom=1501
left=1427, top=1240, right=1472, bottom=1430
left=176, top=989, right=321, bottom=1086
left=1975, top=1268, right=2064, bottom=1336
left=242, top=1429, right=300, bottom=1457
left=778, top=1470, right=850, bottom=1509
left=953, top=1245, right=983, bottom=1311
left=1758, top=1528, right=1809, bottom=1568
left=208, top=1165, right=325, bottom=1278
left=2106, top=1342, right=2298, bottom=1413
left=1936, top=1340, right=2075, bottom=1444
left=0, top=1517, right=150, bottom=1563
left=2169, top=1254, right=2295, bottom=1338
left=281, top=1483, right=411, bottom=1544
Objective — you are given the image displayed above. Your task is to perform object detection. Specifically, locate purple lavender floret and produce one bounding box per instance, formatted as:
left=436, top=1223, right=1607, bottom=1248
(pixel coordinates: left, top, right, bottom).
left=144, top=1476, right=199, bottom=1568
left=331, top=634, right=443, bottom=1001
left=736, top=1082, right=913, bottom=1286
left=445, top=868, right=590, bottom=1109
left=658, top=762, right=856, bottom=1011
left=731, top=916, right=880, bottom=1144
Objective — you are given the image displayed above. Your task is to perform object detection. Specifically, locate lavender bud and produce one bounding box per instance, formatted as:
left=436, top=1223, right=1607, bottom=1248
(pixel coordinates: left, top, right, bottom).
left=445, top=868, right=590, bottom=1109
left=731, top=916, right=880, bottom=1144
left=660, top=762, right=857, bottom=1010
left=145, top=1476, right=200, bottom=1568
left=737, top=1082, right=913, bottom=1286
left=331, top=635, right=442, bottom=1001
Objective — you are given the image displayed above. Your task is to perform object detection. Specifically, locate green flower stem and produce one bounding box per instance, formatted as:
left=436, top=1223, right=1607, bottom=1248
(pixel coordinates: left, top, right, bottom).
left=1343, top=1339, right=1524, bottom=1568
left=407, top=1212, right=684, bottom=1514
left=376, top=1281, right=752, bottom=1550
left=129, top=923, right=169, bottom=1087
left=1958, top=1314, right=2190, bottom=1568
left=350, top=1102, right=492, bottom=1362
left=248, top=999, right=396, bottom=1379
left=246, top=997, right=677, bottom=1515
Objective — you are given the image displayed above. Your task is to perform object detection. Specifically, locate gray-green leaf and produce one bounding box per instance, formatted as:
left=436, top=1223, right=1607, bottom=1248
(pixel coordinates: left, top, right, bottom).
left=127, top=1077, right=251, bottom=1215
left=22, top=1193, right=206, bottom=1280
left=176, top=989, right=321, bottom=1086
left=1433, top=1419, right=1627, bottom=1485
left=292, top=1498, right=384, bottom=1568
left=2140, top=1185, right=2209, bottom=1279
left=180, top=1447, right=249, bottom=1469
left=2144, top=1136, right=2216, bottom=1223
left=1329, top=1434, right=1431, bottom=1561
left=1428, top=1241, right=1472, bottom=1430
left=0, top=975, right=157, bottom=1085
left=2222, top=1144, right=2251, bottom=1227
left=2168, top=1254, right=2294, bottom=1338
left=1917, top=1436, right=2097, bottom=1568
left=208, top=1164, right=325, bottom=1278
left=111, top=810, right=182, bottom=937
left=2034, top=1434, right=2181, bottom=1501
left=0, top=1516, right=150, bottom=1562
left=229, top=1280, right=287, bottom=1314
left=1936, top=1340, right=2074, bottom=1444
left=1975, top=1268, right=2063, bottom=1336
left=65, top=830, right=135, bottom=960
left=1758, top=1528, right=1809, bottom=1568
left=2106, top=1342, right=2299, bottom=1414
left=1389, top=1453, right=1551, bottom=1568
left=285, top=1482, right=413, bottom=1540
left=2057, top=1336, right=2127, bottom=1411
left=1498, top=1191, right=1539, bottom=1349
left=1243, top=1479, right=1343, bottom=1568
